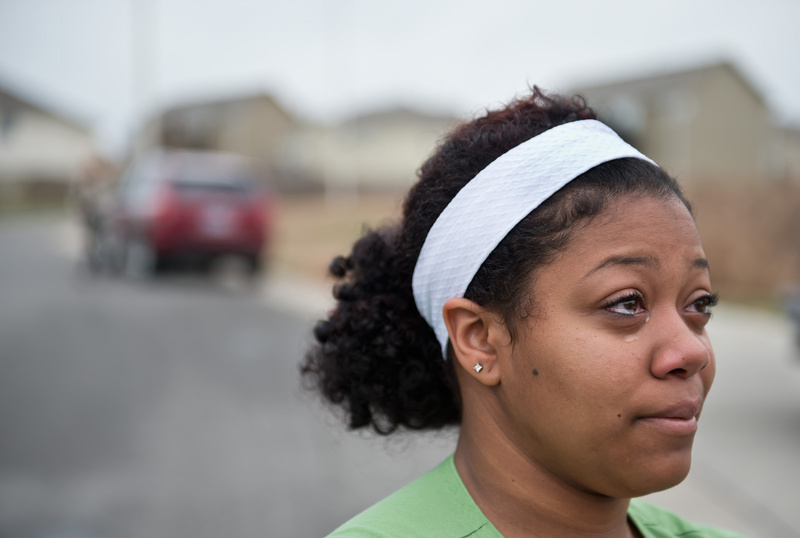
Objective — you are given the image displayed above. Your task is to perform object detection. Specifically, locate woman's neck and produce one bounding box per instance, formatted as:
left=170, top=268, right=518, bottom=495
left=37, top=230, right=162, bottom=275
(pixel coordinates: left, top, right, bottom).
left=454, top=419, right=641, bottom=538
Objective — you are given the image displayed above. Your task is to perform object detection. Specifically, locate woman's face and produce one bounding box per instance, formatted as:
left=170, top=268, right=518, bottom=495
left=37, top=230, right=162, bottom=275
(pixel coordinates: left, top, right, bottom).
left=498, top=194, right=715, bottom=498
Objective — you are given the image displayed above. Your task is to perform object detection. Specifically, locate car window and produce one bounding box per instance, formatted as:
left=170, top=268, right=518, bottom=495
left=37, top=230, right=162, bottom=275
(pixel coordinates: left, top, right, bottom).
left=172, top=178, right=253, bottom=194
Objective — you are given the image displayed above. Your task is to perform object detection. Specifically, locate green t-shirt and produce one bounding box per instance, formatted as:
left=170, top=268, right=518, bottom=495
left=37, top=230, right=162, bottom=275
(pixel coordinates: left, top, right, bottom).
left=329, top=455, right=745, bottom=537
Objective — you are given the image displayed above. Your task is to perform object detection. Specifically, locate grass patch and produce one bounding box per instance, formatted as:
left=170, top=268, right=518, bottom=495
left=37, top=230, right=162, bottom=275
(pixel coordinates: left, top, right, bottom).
left=270, top=192, right=404, bottom=279
left=0, top=200, right=70, bottom=221
left=688, top=181, right=800, bottom=300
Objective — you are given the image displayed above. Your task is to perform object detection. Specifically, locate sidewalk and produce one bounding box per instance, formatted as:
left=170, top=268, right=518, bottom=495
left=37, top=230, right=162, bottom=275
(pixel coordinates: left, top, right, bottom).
left=259, top=266, right=334, bottom=323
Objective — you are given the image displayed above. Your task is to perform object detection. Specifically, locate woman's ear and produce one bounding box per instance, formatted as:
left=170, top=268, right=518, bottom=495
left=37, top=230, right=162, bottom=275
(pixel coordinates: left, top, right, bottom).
left=442, top=297, right=504, bottom=386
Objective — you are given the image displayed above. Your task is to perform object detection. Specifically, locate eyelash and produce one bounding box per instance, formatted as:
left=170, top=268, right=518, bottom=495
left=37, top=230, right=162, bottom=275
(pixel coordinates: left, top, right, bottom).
left=604, top=292, right=646, bottom=317
left=691, top=292, right=719, bottom=316
left=604, top=291, right=719, bottom=317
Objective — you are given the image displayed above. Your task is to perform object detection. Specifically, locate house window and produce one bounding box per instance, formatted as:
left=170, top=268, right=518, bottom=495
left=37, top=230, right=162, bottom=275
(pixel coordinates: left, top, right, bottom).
left=606, top=96, right=645, bottom=149
left=1, top=106, right=18, bottom=140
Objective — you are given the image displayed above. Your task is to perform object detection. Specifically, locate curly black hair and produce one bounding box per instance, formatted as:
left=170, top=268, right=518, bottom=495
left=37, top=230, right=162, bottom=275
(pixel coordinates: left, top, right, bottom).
left=300, top=87, right=690, bottom=435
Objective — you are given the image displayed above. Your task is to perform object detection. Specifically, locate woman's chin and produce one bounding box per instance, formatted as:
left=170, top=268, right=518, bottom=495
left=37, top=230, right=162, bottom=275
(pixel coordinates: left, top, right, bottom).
left=607, top=455, right=693, bottom=499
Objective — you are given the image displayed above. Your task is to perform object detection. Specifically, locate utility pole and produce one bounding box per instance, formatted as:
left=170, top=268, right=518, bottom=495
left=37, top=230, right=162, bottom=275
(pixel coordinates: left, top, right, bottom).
left=131, top=0, right=159, bottom=160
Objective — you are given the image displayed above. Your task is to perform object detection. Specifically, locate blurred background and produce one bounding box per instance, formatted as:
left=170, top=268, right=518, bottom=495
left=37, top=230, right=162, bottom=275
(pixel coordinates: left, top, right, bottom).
left=1, top=1, right=799, bottom=537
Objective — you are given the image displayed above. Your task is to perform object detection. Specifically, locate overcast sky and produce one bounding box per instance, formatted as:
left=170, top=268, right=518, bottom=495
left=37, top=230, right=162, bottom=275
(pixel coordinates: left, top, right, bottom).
left=1, top=0, right=799, bottom=158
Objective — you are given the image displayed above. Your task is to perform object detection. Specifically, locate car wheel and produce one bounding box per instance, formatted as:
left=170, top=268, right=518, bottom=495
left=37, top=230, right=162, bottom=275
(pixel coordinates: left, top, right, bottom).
left=124, top=239, right=156, bottom=280
left=247, top=254, right=264, bottom=277
left=211, top=255, right=256, bottom=291
left=87, top=227, right=124, bottom=275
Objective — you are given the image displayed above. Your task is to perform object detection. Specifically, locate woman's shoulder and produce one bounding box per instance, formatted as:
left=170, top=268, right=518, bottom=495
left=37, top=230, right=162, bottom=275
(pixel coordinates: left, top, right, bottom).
left=326, top=461, right=746, bottom=538
left=628, top=499, right=747, bottom=538
left=327, top=455, right=500, bottom=537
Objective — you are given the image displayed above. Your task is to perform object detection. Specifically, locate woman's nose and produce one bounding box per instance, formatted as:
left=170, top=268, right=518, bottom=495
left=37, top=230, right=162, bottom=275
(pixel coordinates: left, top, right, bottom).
left=649, top=310, right=712, bottom=379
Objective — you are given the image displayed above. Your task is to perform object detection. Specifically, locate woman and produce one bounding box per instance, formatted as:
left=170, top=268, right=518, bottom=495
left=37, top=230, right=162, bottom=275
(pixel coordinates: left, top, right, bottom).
left=302, top=89, right=742, bottom=537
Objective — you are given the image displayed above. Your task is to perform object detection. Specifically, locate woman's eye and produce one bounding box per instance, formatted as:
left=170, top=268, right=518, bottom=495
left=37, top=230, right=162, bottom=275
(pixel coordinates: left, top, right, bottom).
left=606, top=295, right=646, bottom=316
left=686, top=292, right=719, bottom=316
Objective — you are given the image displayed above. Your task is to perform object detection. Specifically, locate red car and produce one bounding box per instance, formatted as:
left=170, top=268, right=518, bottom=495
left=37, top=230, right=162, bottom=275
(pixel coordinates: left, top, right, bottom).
left=105, top=149, right=272, bottom=279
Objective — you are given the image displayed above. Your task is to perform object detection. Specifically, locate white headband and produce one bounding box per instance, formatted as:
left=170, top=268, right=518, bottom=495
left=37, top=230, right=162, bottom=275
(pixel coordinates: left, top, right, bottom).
left=412, top=119, right=657, bottom=357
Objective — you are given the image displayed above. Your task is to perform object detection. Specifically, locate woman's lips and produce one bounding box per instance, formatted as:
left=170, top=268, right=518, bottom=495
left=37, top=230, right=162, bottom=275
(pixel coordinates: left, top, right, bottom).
left=637, top=415, right=698, bottom=436
left=636, top=401, right=702, bottom=436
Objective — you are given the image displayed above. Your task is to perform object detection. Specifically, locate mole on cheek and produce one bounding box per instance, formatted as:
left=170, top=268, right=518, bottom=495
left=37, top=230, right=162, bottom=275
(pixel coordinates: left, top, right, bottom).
left=617, top=413, right=622, bottom=418
left=532, top=368, right=539, bottom=377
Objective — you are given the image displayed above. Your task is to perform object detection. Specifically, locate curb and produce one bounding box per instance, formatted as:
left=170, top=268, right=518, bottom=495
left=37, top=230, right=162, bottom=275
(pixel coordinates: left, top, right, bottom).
left=259, top=269, right=335, bottom=322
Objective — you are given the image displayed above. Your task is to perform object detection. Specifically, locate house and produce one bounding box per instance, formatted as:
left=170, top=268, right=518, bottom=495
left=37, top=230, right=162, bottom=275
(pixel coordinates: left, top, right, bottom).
left=156, top=92, right=458, bottom=194
left=573, top=62, right=791, bottom=184
left=288, top=106, right=458, bottom=194
left=0, top=79, right=95, bottom=204
left=157, top=92, right=296, bottom=188
left=775, top=124, right=800, bottom=182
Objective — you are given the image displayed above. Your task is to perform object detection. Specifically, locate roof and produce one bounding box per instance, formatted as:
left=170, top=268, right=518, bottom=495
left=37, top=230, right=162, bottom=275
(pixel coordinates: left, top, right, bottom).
left=571, top=61, right=766, bottom=107
left=161, top=90, right=296, bottom=125
left=340, top=105, right=459, bottom=128
left=0, top=74, right=92, bottom=132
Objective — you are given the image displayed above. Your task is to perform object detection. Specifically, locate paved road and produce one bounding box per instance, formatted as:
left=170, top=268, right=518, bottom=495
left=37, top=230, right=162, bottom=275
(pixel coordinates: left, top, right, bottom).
left=0, top=214, right=798, bottom=537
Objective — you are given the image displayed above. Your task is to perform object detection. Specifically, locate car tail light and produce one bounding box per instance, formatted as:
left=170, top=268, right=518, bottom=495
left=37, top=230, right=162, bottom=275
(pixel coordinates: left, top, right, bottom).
left=152, top=184, right=180, bottom=221
left=146, top=184, right=182, bottom=248
left=247, top=194, right=270, bottom=241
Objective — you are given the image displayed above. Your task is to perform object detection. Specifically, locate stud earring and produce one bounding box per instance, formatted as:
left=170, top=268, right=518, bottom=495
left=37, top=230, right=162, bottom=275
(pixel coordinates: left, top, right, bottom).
left=473, top=363, right=483, bottom=373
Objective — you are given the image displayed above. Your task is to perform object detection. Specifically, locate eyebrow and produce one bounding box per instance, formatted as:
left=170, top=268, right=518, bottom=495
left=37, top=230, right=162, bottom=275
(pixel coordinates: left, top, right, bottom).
left=692, top=257, right=710, bottom=270
left=584, top=255, right=659, bottom=278
left=584, top=255, right=711, bottom=278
